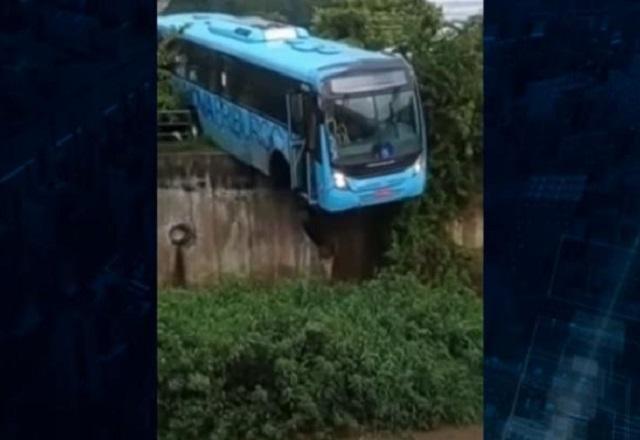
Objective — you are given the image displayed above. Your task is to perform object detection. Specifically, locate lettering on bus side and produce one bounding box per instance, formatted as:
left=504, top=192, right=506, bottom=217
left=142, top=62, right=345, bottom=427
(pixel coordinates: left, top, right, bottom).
left=190, top=86, right=288, bottom=155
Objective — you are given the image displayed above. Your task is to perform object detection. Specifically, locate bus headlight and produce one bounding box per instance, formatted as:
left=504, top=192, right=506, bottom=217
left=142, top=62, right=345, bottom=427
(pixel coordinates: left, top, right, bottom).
left=413, top=155, right=425, bottom=174
left=333, top=171, right=347, bottom=189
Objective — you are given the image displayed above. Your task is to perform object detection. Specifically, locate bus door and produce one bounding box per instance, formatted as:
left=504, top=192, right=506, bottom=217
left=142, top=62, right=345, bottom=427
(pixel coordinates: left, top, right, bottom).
left=287, top=92, right=318, bottom=205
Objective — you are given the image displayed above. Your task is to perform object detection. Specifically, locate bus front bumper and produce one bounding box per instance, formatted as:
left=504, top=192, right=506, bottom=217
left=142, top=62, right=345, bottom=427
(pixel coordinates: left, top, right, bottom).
left=319, top=168, right=427, bottom=213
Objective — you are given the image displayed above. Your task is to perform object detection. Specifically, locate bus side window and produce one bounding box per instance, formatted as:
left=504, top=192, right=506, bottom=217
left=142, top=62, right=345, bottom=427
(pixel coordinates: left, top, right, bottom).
left=170, top=40, right=187, bottom=78
left=220, top=56, right=233, bottom=99
left=186, top=42, right=203, bottom=84
left=207, top=53, right=221, bottom=93
left=274, top=78, right=288, bottom=123
left=175, top=53, right=187, bottom=78
left=257, top=70, right=290, bottom=124
left=175, top=41, right=193, bottom=80
left=244, top=65, right=286, bottom=123
left=177, top=41, right=210, bottom=88
left=290, top=94, right=305, bottom=136
left=216, top=56, right=293, bottom=127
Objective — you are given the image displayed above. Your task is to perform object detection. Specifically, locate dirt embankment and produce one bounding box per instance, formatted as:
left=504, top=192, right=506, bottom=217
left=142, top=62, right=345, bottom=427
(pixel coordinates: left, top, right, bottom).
left=353, top=425, right=483, bottom=440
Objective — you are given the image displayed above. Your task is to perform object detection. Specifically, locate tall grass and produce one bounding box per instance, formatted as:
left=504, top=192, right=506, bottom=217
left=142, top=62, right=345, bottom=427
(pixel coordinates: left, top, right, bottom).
left=158, top=275, right=482, bottom=439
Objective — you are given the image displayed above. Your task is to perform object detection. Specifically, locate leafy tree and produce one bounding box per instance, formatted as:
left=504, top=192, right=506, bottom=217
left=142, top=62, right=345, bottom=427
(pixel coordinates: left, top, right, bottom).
left=157, top=33, right=182, bottom=111
left=164, top=0, right=328, bottom=26
left=312, top=0, right=443, bottom=49
left=387, top=18, right=483, bottom=286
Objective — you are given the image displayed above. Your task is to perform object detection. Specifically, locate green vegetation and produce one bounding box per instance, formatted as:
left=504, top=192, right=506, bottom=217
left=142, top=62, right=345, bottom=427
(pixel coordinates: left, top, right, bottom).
left=159, top=276, right=482, bottom=440
left=384, top=16, right=483, bottom=286
left=157, top=34, right=181, bottom=111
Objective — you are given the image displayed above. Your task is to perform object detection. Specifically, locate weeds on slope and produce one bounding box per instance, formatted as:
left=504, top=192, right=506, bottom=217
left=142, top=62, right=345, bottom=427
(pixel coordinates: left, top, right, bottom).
left=158, top=275, right=482, bottom=440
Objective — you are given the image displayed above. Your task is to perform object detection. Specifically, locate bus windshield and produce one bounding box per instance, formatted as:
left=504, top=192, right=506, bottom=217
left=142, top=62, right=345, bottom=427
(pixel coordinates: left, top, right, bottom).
left=325, top=90, right=421, bottom=166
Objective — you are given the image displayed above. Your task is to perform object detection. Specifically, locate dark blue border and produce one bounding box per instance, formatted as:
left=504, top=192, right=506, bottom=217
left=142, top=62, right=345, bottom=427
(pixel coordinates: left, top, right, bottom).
left=0, top=2, right=156, bottom=438
left=485, top=1, right=640, bottom=438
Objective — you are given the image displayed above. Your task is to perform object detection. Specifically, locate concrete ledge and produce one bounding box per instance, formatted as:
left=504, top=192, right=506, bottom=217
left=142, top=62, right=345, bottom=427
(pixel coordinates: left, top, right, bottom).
left=158, top=151, right=264, bottom=191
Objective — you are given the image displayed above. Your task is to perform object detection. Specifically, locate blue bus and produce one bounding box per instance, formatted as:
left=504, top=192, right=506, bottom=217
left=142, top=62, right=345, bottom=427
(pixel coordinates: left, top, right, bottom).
left=158, top=13, right=427, bottom=212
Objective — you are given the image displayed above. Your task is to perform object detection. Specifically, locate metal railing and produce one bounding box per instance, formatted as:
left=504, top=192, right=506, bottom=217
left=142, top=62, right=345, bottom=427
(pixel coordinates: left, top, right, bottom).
left=157, top=109, right=195, bottom=144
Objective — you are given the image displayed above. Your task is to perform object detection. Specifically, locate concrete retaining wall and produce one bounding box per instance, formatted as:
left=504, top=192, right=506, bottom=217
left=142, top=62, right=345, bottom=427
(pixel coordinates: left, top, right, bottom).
left=157, top=152, right=327, bottom=287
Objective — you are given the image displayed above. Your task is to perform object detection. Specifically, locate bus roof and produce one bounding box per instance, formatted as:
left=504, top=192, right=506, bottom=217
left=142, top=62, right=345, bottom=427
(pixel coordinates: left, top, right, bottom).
left=157, top=13, right=407, bottom=88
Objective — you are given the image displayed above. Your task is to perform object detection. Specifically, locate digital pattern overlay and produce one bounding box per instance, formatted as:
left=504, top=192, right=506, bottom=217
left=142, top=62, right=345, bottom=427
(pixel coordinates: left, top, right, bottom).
left=0, top=1, right=156, bottom=438
left=485, top=0, right=640, bottom=438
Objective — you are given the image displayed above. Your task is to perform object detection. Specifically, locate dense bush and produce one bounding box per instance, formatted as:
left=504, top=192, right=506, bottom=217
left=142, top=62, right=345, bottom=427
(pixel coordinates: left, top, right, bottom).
left=157, top=34, right=181, bottom=111
left=158, top=275, right=482, bottom=439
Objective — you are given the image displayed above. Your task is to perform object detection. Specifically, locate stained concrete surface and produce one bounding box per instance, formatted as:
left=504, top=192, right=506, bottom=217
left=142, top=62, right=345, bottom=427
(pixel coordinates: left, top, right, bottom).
left=158, top=151, right=328, bottom=286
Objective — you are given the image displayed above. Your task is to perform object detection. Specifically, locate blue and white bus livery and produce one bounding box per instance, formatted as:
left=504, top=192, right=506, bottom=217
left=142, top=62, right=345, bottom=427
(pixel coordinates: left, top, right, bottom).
left=158, top=13, right=428, bottom=213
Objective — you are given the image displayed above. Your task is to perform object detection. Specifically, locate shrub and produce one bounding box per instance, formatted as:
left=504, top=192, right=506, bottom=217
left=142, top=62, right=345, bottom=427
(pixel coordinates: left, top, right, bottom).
left=158, top=275, right=482, bottom=439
